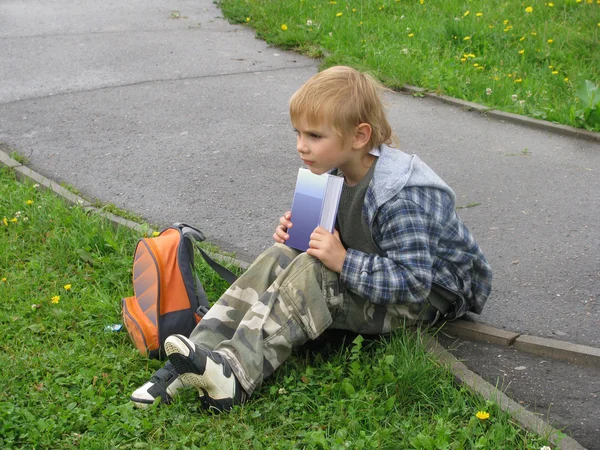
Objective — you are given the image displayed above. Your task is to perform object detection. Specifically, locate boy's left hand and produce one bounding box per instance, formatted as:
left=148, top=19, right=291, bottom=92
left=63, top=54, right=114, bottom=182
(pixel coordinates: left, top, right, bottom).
left=306, top=227, right=346, bottom=273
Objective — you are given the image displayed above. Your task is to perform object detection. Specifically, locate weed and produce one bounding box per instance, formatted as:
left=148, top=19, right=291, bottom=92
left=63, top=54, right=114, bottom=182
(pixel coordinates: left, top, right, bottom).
left=456, top=202, right=482, bottom=210
left=9, top=151, right=28, bottom=165
left=92, top=201, right=146, bottom=224
left=60, top=183, right=82, bottom=196
left=573, top=79, right=600, bottom=130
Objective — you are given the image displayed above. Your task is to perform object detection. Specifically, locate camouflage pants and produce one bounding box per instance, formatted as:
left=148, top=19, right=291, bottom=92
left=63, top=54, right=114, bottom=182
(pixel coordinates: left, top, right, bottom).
left=188, top=244, right=436, bottom=396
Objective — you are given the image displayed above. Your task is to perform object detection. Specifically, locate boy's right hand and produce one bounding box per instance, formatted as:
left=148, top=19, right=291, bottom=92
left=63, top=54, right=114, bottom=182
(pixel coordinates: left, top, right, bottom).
left=273, top=211, right=292, bottom=244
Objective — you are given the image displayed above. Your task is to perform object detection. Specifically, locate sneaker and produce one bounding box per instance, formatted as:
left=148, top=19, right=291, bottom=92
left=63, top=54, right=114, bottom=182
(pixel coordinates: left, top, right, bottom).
left=130, top=361, right=185, bottom=408
left=164, top=334, right=246, bottom=412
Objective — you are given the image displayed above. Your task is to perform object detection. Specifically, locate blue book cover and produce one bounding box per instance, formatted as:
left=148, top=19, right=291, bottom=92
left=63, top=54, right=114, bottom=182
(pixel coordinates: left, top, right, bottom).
left=285, top=168, right=344, bottom=252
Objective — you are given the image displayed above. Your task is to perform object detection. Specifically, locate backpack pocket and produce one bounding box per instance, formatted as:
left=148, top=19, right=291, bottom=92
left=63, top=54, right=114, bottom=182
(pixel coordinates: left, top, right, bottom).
left=122, top=296, right=160, bottom=358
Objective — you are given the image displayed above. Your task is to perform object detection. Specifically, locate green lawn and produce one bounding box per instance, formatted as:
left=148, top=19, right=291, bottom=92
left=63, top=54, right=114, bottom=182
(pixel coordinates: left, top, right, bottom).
left=0, top=166, right=555, bottom=448
left=218, top=0, right=600, bottom=132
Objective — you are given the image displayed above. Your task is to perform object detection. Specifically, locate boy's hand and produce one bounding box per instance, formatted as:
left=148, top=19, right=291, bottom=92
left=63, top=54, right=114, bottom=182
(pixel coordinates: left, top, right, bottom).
left=273, top=211, right=292, bottom=244
left=306, top=227, right=347, bottom=273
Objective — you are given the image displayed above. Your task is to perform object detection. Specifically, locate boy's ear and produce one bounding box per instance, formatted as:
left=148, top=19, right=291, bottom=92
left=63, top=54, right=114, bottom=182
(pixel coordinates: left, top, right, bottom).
left=353, top=123, right=372, bottom=149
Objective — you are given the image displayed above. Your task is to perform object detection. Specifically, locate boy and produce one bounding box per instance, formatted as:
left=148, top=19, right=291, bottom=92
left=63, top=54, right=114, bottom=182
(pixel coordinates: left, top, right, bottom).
left=131, top=66, right=492, bottom=411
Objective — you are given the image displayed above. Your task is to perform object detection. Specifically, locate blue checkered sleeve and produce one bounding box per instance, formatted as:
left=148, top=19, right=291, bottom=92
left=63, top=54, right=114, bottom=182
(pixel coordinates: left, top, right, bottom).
left=340, top=190, right=447, bottom=306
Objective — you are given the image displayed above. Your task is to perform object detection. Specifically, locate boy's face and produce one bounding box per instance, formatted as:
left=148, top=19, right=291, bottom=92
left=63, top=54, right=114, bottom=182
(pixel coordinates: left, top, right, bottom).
left=293, top=119, right=355, bottom=175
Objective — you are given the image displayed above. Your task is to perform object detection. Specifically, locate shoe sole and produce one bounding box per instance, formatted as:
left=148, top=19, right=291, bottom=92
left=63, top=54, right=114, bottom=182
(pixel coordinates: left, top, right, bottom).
left=164, top=336, right=236, bottom=411
left=130, top=398, right=152, bottom=409
left=164, top=336, right=209, bottom=400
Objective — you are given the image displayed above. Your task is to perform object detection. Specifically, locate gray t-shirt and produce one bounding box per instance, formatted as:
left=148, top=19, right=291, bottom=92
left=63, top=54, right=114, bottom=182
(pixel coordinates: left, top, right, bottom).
left=336, top=160, right=380, bottom=255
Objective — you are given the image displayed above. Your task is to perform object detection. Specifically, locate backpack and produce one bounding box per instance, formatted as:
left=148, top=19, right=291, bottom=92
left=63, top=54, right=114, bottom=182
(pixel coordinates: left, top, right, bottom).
left=121, top=223, right=237, bottom=359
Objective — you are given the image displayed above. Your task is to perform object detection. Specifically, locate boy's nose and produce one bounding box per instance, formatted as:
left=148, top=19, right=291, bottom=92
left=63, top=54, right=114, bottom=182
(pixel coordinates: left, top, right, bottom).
left=297, top=138, right=308, bottom=154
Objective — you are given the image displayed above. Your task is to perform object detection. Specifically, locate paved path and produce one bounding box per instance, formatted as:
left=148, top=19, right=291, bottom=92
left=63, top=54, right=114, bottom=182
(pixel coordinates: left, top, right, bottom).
left=1, top=0, right=599, bottom=447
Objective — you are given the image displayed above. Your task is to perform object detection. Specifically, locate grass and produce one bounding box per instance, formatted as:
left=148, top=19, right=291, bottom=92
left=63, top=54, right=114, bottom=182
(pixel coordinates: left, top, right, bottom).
left=0, top=166, right=556, bottom=448
left=217, top=0, right=600, bottom=131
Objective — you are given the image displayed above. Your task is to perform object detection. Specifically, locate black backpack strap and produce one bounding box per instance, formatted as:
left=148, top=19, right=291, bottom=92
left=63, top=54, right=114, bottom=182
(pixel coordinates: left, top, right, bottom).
left=176, top=223, right=238, bottom=285
left=195, top=245, right=238, bottom=285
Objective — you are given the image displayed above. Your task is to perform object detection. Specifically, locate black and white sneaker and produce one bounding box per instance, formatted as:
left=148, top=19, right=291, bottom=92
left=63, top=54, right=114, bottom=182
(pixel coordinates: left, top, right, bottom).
left=164, top=334, right=246, bottom=412
left=130, top=361, right=185, bottom=408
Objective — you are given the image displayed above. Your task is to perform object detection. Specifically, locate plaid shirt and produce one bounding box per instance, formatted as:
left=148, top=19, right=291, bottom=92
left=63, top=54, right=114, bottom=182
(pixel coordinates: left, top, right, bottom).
left=339, top=147, right=492, bottom=314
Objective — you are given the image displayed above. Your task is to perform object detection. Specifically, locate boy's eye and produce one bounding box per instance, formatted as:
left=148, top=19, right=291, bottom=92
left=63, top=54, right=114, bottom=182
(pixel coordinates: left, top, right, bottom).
left=310, top=133, right=321, bottom=139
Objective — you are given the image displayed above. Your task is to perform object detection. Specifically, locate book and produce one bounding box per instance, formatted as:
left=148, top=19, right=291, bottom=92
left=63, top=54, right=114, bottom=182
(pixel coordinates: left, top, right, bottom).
left=285, top=168, right=344, bottom=252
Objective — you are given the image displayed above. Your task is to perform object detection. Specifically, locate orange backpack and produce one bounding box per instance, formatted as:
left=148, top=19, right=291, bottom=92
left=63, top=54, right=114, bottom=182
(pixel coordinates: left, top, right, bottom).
left=122, top=223, right=237, bottom=359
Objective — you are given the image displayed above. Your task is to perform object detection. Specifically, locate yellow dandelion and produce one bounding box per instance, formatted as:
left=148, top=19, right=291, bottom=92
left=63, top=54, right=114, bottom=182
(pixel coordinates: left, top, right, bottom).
left=461, top=58, right=467, bottom=62
left=564, top=77, right=569, bottom=82
left=467, top=53, right=475, bottom=58
left=408, top=33, right=414, bottom=37
left=477, top=66, right=484, bottom=70
left=51, top=295, right=60, bottom=304
left=552, top=70, right=558, bottom=74
left=26, top=200, right=34, bottom=205
left=352, top=8, right=357, bottom=12
left=476, top=411, right=490, bottom=420
left=525, top=6, right=533, bottom=13
left=329, top=1, right=337, bottom=3
left=245, top=17, right=250, bottom=22
left=336, top=12, right=342, bottom=17
left=463, top=10, right=470, bottom=17
left=473, top=63, right=479, bottom=67
left=503, top=19, right=509, bottom=25
left=531, top=32, right=537, bottom=35
left=515, top=78, right=523, bottom=82
left=489, top=25, right=494, bottom=28
left=10, top=217, right=18, bottom=223
left=152, top=231, right=160, bottom=237
left=548, top=2, right=554, bottom=6
left=64, top=284, right=72, bottom=291
left=463, top=36, right=471, bottom=40
left=518, top=49, right=525, bottom=54
left=476, top=12, right=483, bottom=17
left=281, top=24, right=288, bottom=31
left=2, top=217, right=8, bottom=226
left=549, top=65, right=554, bottom=68
left=519, top=36, right=525, bottom=41
left=547, top=39, right=553, bottom=43
left=420, top=0, right=424, bottom=4
left=1, top=277, right=6, bottom=282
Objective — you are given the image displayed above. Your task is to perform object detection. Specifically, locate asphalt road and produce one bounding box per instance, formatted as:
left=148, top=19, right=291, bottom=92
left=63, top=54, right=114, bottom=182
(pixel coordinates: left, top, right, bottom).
left=1, top=0, right=599, bottom=446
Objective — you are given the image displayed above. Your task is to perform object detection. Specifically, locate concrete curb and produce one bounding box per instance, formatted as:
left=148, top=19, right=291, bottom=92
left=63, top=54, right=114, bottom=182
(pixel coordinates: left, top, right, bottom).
left=425, top=336, right=587, bottom=450
left=402, top=85, right=600, bottom=143
left=440, top=320, right=600, bottom=369
left=1, top=150, right=589, bottom=448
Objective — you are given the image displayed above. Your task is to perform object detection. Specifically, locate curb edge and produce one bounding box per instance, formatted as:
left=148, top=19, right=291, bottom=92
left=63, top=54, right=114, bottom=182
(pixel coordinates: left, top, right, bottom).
left=441, top=320, right=600, bottom=369
left=402, top=85, right=600, bottom=143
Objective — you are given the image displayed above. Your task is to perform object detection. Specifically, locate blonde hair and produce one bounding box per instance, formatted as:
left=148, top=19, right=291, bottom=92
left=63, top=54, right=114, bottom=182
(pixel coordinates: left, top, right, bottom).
left=289, top=66, right=398, bottom=149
